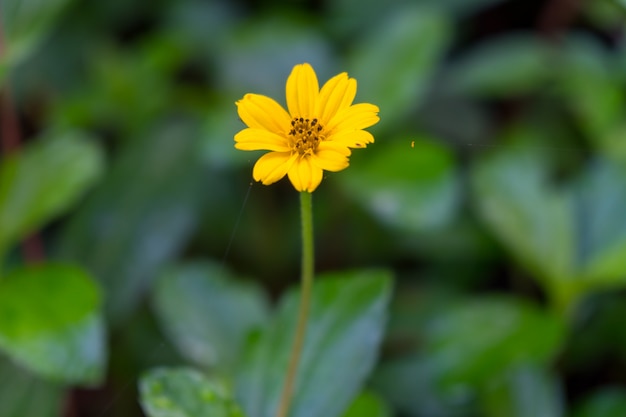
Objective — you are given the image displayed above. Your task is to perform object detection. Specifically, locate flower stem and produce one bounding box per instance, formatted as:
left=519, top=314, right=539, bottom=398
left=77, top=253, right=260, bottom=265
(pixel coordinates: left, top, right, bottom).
left=275, top=191, right=314, bottom=417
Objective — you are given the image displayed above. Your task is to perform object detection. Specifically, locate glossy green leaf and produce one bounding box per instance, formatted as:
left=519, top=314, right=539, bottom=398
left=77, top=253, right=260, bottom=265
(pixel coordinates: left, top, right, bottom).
left=472, top=135, right=626, bottom=311
left=573, top=387, right=626, bottom=417
left=153, top=261, right=269, bottom=371
left=423, top=296, right=566, bottom=387
left=0, top=132, right=103, bottom=262
left=0, top=355, right=63, bottom=417
left=0, top=264, right=106, bottom=384
left=140, top=367, right=245, bottom=417
left=56, top=120, right=205, bottom=323
left=235, top=270, right=392, bottom=417
left=0, top=0, right=74, bottom=74
left=479, top=365, right=564, bottom=417
left=339, top=138, right=460, bottom=233
left=341, top=391, right=391, bottom=417
left=447, top=34, right=550, bottom=96
left=347, top=6, right=451, bottom=132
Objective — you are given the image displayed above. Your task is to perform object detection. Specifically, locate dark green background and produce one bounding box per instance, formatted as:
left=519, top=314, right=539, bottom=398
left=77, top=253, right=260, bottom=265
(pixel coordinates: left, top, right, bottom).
left=2, top=0, right=626, bottom=416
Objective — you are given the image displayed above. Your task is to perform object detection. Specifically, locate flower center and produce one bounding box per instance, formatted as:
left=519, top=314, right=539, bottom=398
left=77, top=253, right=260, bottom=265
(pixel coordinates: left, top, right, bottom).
left=288, top=117, right=324, bottom=155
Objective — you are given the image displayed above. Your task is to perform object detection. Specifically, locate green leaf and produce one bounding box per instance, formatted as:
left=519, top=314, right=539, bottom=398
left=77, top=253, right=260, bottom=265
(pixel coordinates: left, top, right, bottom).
left=341, top=391, right=391, bottom=417
left=0, top=0, right=75, bottom=75
left=479, top=365, right=564, bottom=417
left=347, top=6, right=451, bottom=132
left=472, top=134, right=626, bottom=311
left=0, top=355, right=63, bottom=417
left=0, top=131, right=103, bottom=262
left=56, top=120, right=205, bottom=323
left=423, top=296, right=566, bottom=387
left=373, top=354, right=471, bottom=417
left=447, top=34, right=550, bottom=96
left=556, top=35, right=623, bottom=144
left=235, top=270, right=392, bottom=417
left=573, top=387, right=626, bottom=417
left=153, top=261, right=269, bottom=371
left=140, top=367, right=245, bottom=417
left=472, top=138, right=573, bottom=285
left=570, top=160, right=626, bottom=284
left=0, top=264, right=106, bottom=384
left=217, top=15, right=333, bottom=97
left=339, top=137, right=460, bottom=233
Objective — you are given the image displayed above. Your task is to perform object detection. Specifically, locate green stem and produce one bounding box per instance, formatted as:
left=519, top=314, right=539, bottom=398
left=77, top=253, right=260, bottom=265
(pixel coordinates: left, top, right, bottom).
left=275, top=191, right=314, bottom=417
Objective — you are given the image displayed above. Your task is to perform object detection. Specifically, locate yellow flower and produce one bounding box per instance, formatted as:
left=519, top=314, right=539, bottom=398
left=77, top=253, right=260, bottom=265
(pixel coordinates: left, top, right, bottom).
left=234, top=63, right=379, bottom=192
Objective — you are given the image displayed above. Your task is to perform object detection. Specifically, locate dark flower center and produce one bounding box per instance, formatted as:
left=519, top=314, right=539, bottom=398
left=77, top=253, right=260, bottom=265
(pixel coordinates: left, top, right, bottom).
left=289, top=117, right=324, bottom=155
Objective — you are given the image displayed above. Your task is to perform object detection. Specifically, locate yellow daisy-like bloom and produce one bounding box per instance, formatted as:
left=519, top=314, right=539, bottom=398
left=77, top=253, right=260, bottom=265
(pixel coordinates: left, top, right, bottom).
left=234, top=63, right=380, bottom=192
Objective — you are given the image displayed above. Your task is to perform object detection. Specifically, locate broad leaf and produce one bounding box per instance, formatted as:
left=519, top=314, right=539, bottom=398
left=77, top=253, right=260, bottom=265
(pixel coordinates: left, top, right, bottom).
left=446, top=34, right=550, bottom=96
left=347, top=6, right=451, bottom=132
left=423, top=296, right=566, bottom=387
left=472, top=135, right=626, bottom=312
left=0, top=355, right=63, bottom=417
left=56, top=120, right=205, bottom=322
left=339, top=137, right=460, bottom=233
left=479, top=365, right=564, bottom=417
left=235, top=270, right=392, bottom=417
left=0, top=264, right=106, bottom=384
left=153, top=261, right=269, bottom=371
left=0, top=0, right=75, bottom=76
left=140, top=367, right=245, bottom=417
left=373, top=354, right=471, bottom=417
left=0, top=131, right=103, bottom=262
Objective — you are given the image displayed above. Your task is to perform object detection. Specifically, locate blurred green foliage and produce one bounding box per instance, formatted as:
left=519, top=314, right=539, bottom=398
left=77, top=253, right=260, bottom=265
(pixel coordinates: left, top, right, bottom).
left=2, top=0, right=626, bottom=416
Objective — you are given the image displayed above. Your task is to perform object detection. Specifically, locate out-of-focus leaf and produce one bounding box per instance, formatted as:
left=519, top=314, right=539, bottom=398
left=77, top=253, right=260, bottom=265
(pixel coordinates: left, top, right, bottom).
left=473, top=134, right=626, bottom=312
left=56, top=120, right=204, bottom=323
left=472, top=138, right=573, bottom=285
left=235, top=270, right=392, bottom=417
left=326, top=0, right=487, bottom=42
left=0, top=0, right=74, bottom=74
left=0, top=355, right=63, bottom=417
left=373, top=354, right=471, bottom=417
left=573, top=387, right=626, bottom=417
left=347, top=6, right=451, bottom=132
left=556, top=35, right=623, bottom=146
left=342, top=391, right=391, bottom=417
left=0, top=264, right=106, bottom=384
left=51, top=33, right=188, bottom=135
left=216, top=15, right=333, bottom=97
left=423, top=296, right=566, bottom=387
left=479, top=365, right=564, bottom=417
left=570, top=161, right=626, bottom=284
left=447, top=34, right=550, bottom=96
left=153, top=261, right=269, bottom=371
left=0, top=132, right=103, bottom=262
left=339, top=138, right=460, bottom=233
left=140, top=367, right=245, bottom=417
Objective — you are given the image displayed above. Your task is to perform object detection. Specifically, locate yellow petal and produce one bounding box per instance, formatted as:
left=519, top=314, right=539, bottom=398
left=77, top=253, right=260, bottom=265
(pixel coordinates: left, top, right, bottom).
left=316, top=73, right=356, bottom=125
left=286, top=63, right=319, bottom=119
left=311, top=144, right=350, bottom=172
left=287, top=156, right=323, bottom=192
left=329, top=130, right=374, bottom=148
left=235, top=128, right=291, bottom=152
left=253, top=152, right=297, bottom=185
left=325, top=103, right=380, bottom=134
left=237, top=94, right=291, bottom=134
